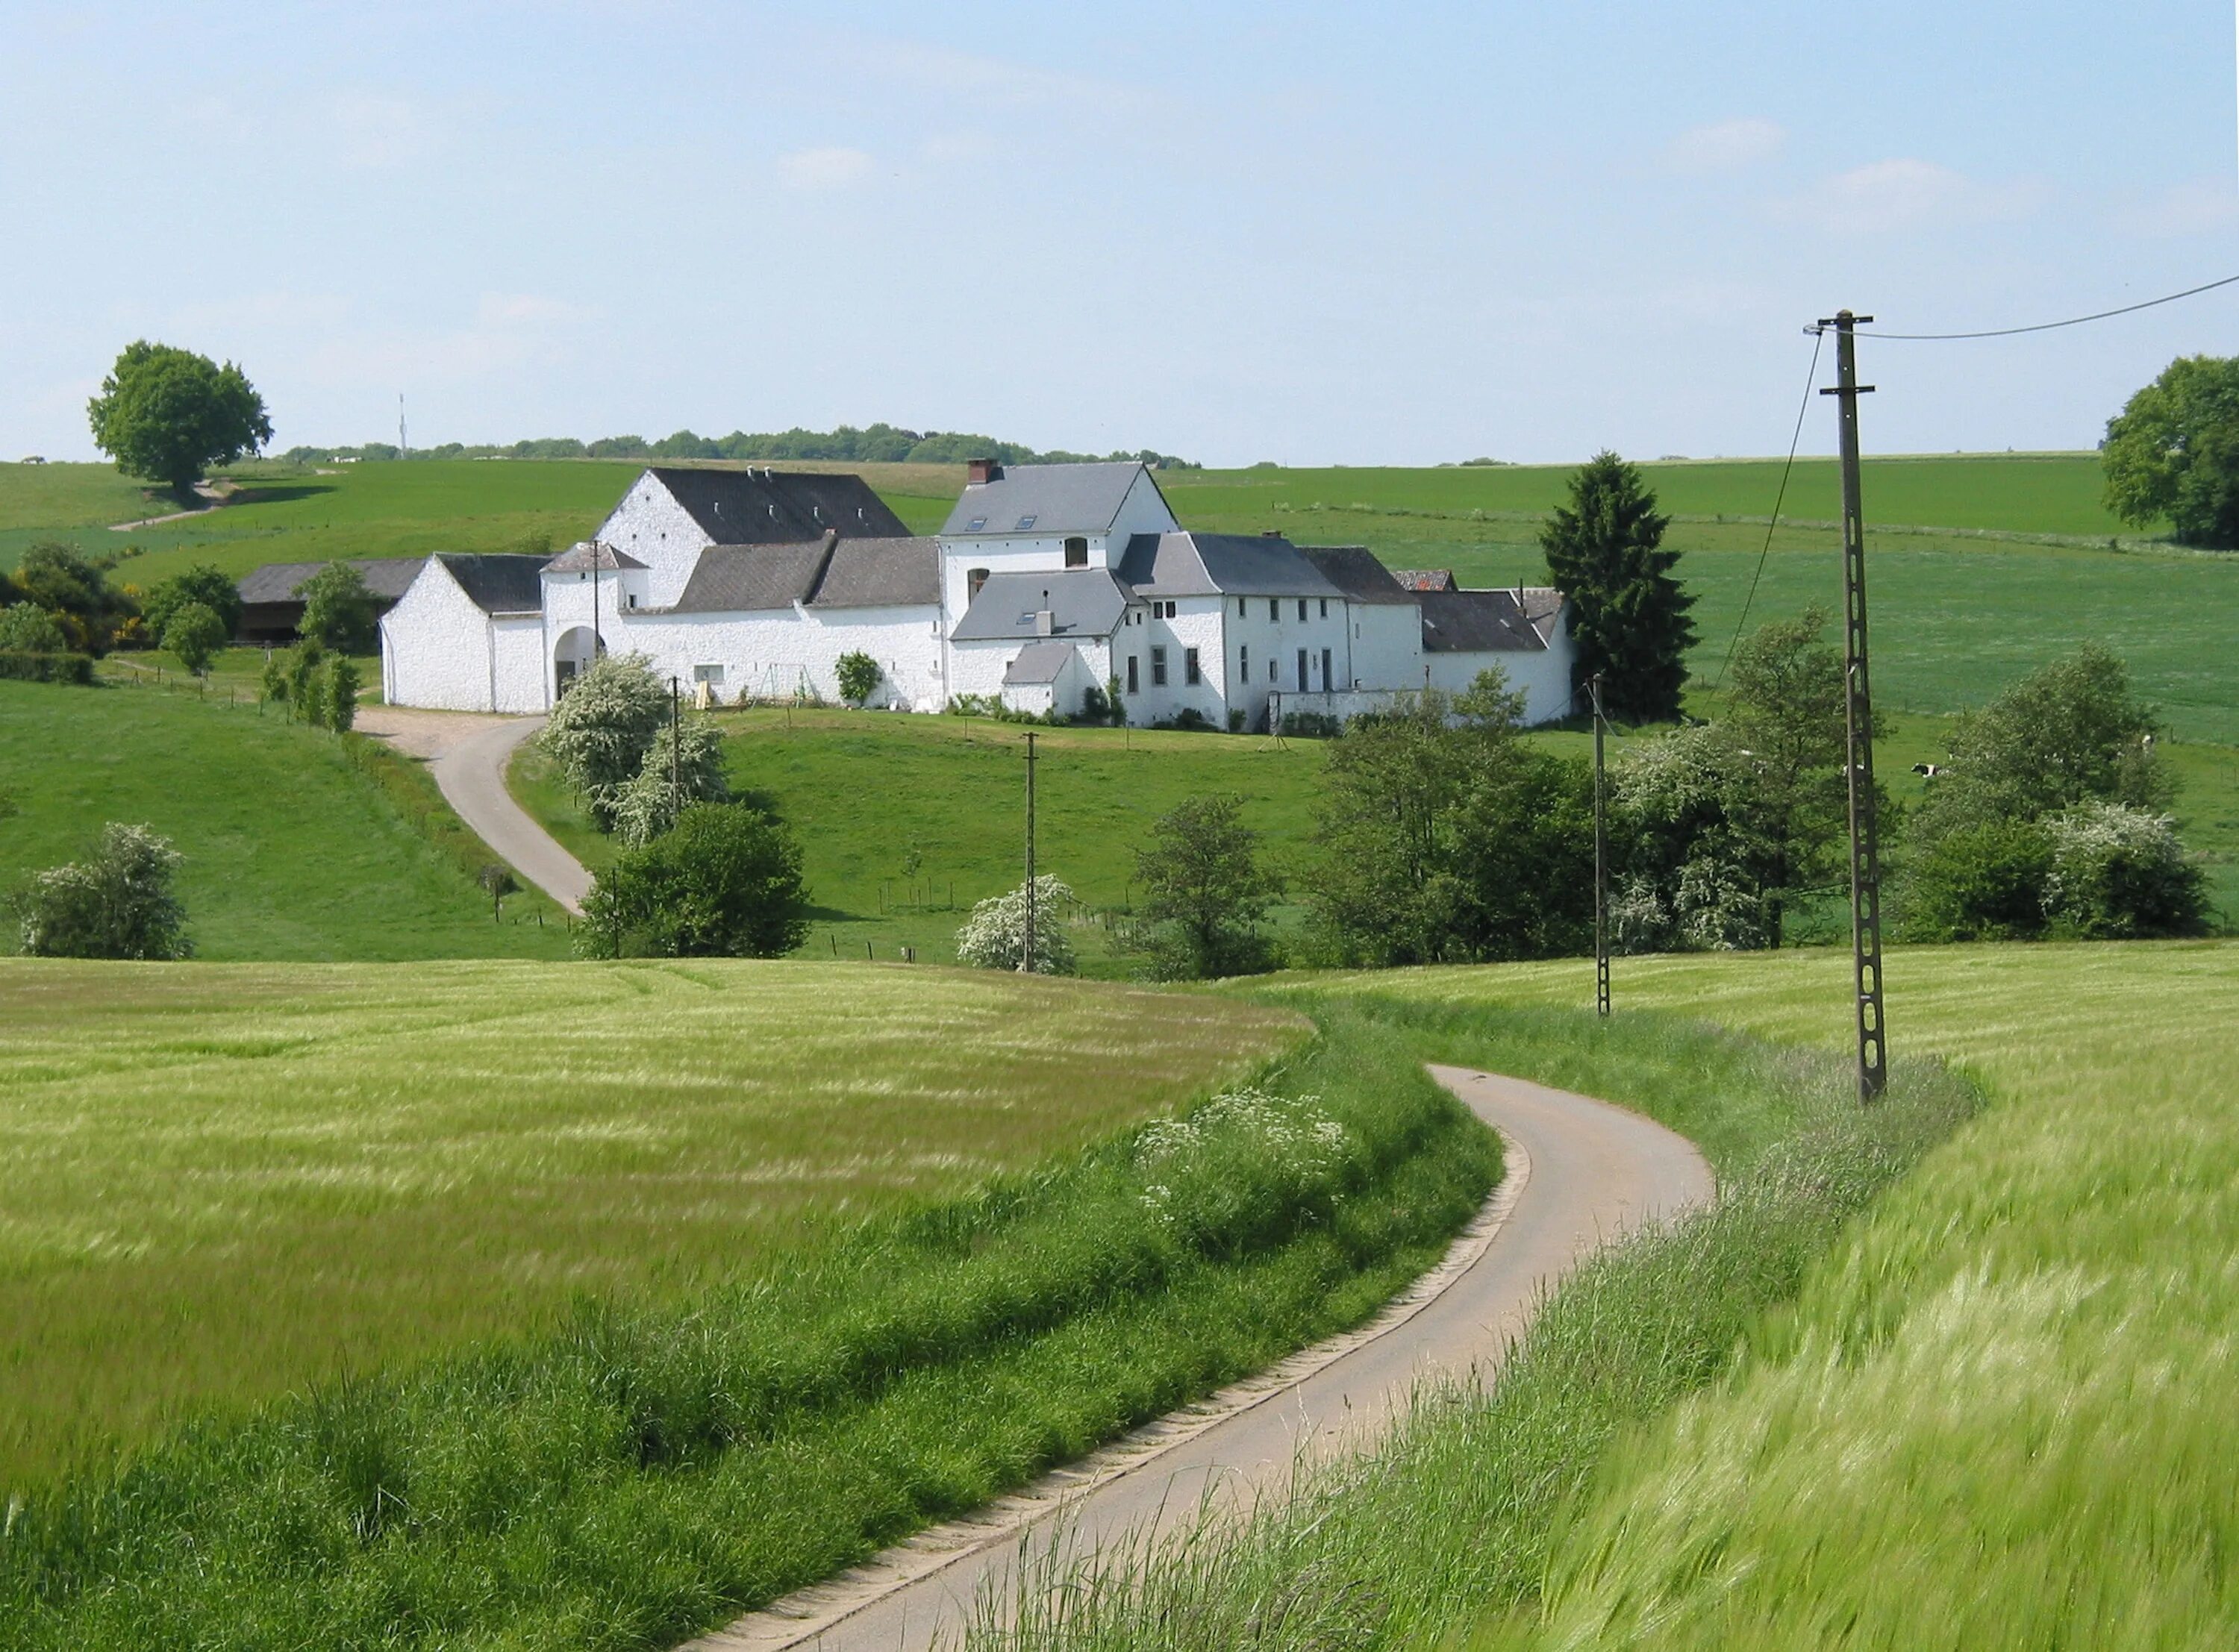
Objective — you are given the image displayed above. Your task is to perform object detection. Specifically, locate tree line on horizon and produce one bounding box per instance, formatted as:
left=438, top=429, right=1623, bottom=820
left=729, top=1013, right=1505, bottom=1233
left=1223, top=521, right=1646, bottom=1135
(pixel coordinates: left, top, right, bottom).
left=278, top=423, right=1199, bottom=471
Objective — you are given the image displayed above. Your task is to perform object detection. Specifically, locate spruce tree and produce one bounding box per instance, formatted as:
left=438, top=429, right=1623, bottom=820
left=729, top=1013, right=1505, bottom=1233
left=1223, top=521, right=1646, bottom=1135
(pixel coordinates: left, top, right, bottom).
left=1539, top=451, right=1695, bottom=722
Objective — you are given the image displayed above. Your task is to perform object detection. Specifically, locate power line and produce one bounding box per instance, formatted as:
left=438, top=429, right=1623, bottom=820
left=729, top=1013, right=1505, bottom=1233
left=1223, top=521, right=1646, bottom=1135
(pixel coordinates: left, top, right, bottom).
left=1838, top=272, right=2239, bottom=342
left=1715, top=328, right=1824, bottom=689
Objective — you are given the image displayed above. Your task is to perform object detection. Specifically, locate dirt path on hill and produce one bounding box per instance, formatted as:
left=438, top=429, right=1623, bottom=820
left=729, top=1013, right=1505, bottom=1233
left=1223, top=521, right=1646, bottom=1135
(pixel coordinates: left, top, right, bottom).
left=686, top=1066, right=1714, bottom=1652
left=355, top=707, right=593, bottom=914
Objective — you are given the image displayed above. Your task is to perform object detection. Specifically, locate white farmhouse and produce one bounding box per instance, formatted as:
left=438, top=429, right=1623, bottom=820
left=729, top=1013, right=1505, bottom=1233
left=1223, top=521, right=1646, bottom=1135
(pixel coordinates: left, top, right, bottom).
left=377, top=460, right=1578, bottom=726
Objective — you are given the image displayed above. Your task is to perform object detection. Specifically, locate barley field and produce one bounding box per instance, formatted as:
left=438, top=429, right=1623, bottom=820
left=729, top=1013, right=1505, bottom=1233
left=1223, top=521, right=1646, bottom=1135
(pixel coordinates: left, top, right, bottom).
left=0, top=958, right=1301, bottom=1486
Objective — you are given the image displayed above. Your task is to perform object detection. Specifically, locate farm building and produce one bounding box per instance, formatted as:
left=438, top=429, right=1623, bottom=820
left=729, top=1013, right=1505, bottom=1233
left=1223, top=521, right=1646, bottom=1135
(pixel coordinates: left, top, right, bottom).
left=374, top=460, right=1578, bottom=725
left=235, top=557, right=430, bottom=642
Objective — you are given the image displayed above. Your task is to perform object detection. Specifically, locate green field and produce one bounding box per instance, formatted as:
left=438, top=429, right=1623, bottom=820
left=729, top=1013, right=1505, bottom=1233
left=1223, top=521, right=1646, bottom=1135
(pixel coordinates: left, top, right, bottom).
left=0, top=679, right=572, bottom=960
left=0, top=969, right=1502, bottom=1651
left=0, top=959, right=1302, bottom=1486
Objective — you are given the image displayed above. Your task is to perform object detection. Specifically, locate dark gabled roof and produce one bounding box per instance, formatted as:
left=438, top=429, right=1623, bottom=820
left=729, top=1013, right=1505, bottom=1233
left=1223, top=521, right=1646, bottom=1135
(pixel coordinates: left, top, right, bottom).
left=1112, top=531, right=1346, bottom=600
left=236, top=557, right=426, bottom=605
left=1004, top=640, right=1081, bottom=685
left=1419, top=587, right=1567, bottom=653
left=643, top=466, right=910, bottom=544
left=940, top=461, right=1161, bottom=538
left=1296, top=545, right=1415, bottom=605
left=809, top=537, right=940, bottom=609
left=950, top=569, right=1131, bottom=642
left=671, top=539, right=836, bottom=613
left=1392, top=569, right=1457, bottom=592
left=434, top=554, right=548, bottom=615
left=543, top=541, right=648, bottom=573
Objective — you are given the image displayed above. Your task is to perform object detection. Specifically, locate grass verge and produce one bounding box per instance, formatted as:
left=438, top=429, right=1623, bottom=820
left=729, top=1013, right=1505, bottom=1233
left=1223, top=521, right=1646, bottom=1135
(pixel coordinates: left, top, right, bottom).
left=961, top=986, right=1982, bottom=1652
left=0, top=996, right=1496, bottom=1651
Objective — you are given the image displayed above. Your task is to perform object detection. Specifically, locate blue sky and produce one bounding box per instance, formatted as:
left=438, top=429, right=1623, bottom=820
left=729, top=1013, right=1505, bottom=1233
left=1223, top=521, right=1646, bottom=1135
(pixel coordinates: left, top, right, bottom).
left=2, top=1, right=2235, bottom=466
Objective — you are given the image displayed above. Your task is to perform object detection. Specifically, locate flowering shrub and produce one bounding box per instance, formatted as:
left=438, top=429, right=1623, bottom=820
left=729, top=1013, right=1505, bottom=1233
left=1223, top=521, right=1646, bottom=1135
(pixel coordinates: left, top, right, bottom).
left=954, top=875, right=1078, bottom=973
left=1134, top=1086, right=1358, bottom=1255
left=2041, top=802, right=2207, bottom=938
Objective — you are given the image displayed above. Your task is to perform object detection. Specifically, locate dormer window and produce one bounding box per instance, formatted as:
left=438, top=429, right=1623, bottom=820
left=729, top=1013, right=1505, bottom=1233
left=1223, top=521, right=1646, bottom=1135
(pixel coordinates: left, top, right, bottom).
left=1064, top=536, right=1087, bottom=568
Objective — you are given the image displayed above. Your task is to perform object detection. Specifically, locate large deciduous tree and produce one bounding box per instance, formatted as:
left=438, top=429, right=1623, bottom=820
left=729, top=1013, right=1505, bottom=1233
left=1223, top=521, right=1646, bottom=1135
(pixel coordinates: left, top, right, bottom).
left=1540, top=451, right=1696, bottom=722
left=537, top=654, right=671, bottom=831
left=2101, top=354, right=2239, bottom=548
left=87, top=340, right=272, bottom=498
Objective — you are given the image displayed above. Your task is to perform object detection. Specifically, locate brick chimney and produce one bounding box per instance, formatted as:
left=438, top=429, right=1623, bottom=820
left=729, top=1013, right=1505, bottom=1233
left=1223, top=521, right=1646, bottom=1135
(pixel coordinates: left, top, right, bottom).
left=967, top=457, right=1002, bottom=485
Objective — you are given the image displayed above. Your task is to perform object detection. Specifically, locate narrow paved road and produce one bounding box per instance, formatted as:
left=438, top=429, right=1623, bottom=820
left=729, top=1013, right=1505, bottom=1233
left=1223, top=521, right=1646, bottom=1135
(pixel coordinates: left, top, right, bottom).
left=690, top=1066, right=1714, bottom=1652
left=357, top=708, right=593, bottom=914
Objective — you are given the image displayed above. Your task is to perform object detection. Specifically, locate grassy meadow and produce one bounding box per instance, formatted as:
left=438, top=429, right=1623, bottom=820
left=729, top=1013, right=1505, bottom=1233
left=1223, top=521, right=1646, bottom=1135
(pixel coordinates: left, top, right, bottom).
left=0, top=974, right=1502, bottom=1652
left=0, top=678, right=572, bottom=960
left=0, top=957, right=1304, bottom=1486
left=978, top=941, right=2239, bottom=1652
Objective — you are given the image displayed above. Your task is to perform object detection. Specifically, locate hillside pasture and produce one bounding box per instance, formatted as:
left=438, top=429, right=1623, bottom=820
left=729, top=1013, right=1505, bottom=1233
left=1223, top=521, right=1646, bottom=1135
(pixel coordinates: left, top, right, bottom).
left=0, top=679, right=572, bottom=960
left=0, top=958, right=1303, bottom=1486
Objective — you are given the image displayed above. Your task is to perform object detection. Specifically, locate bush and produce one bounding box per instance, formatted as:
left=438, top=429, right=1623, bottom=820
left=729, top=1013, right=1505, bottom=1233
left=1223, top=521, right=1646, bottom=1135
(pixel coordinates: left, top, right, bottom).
left=539, top=654, right=669, bottom=831
left=835, top=650, right=882, bottom=706
left=2041, top=803, right=2208, bottom=938
left=1894, top=817, right=2054, bottom=942
left=955, top=875, right=1079, bottom=974
left=0, top=651, right=93, bottom=685
left=322, top=656, right=361, bottom=733
left=141, top=564, right=243, bottom=641
left=1227, top=707, right=1248, bottom=733
left=10, top=822, right=192, bottom=959
left=610, top=715, right=731, bottom=848
left=0, top=603, right=69, bottom=656
left=577, top=803, right=810, bottom=958
left=296, top=563, right=379, bottom=654
left=1279, top=709, right=1340, bottom=739
left=161, top=601, right=228, bottom=676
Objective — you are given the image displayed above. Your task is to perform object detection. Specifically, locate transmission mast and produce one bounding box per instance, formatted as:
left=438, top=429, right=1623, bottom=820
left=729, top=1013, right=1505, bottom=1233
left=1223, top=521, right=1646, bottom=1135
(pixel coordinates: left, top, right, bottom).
left=1817, top=310, right=1888, bottom=1101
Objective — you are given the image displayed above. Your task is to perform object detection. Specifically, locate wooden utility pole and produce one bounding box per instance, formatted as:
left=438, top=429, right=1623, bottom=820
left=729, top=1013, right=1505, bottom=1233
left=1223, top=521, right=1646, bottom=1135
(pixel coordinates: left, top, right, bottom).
left=1818, top=310, right=1889, bottom=1101
left=1591, top=672, right=1610, bottom=1018
left=1020, top=731, right=1038, bottom=973
left=669, top=674, right=681, bottom=801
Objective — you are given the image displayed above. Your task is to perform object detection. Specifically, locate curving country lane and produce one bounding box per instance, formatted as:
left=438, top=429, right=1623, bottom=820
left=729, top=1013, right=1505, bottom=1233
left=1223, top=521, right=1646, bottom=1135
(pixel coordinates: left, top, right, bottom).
left=688, top=1066, right=1714, bottom=1652
left=357, top=708, right=593, bottom=915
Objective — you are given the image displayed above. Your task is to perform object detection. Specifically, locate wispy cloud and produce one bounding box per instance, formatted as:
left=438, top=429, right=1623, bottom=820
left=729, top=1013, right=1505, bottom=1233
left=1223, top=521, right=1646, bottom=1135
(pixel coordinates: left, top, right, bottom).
left=1663, top=117, right=1784, bottom=175
left=1778, top=158, right=2039, bottom=235
left=775, top=146, right=875, bottom=192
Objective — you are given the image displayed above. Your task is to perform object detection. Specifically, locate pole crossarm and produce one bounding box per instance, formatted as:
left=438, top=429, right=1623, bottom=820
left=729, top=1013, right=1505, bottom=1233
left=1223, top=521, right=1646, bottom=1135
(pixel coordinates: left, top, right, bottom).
left=1823, top=310, right=1889, bottom=1101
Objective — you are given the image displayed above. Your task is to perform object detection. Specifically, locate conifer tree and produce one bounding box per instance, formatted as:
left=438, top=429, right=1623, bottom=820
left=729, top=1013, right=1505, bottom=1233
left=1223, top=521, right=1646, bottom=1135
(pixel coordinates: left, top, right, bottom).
left=1539, top=451, right=1695, bottom=722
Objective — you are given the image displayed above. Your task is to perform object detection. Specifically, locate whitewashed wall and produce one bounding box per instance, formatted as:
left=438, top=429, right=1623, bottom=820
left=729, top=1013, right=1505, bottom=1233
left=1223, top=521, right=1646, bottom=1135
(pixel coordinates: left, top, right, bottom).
left=1347, top=604, right=1425, bottom=694
left=381, top=561, right=496, bottom=712
left=1112, top=598, right=1229, bottom=726
left=490, top=617, right=548, bottom=713
left=614, top=605, right=944, bottom=709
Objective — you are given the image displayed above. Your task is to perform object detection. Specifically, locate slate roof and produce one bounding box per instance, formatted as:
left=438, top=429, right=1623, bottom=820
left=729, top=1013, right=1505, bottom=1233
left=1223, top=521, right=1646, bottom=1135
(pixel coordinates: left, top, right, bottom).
left=543, top=541, right=649, bottom=573
left=940, top=461, right=1159, bottom=537
left=1419, top=587, right=1567, bottom=653
left=811, top=537, right=940, bottom=608
left=1112, top=531, right=1346, bottom=600
left=236, top=557, right=427, bottom=604
left=435, top=554, right=549, bottom=616
left=1003, top=640, right=1081, bottom=686
left=950, top=569, right=1131, bottom=641
left=671, top=539, right=836, bottom=613
left=1295, top=545, right=1415, bottom=605
left=1393, top=569, right=1458, bottom=592
left=645, top=466, right=909, bottom=544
